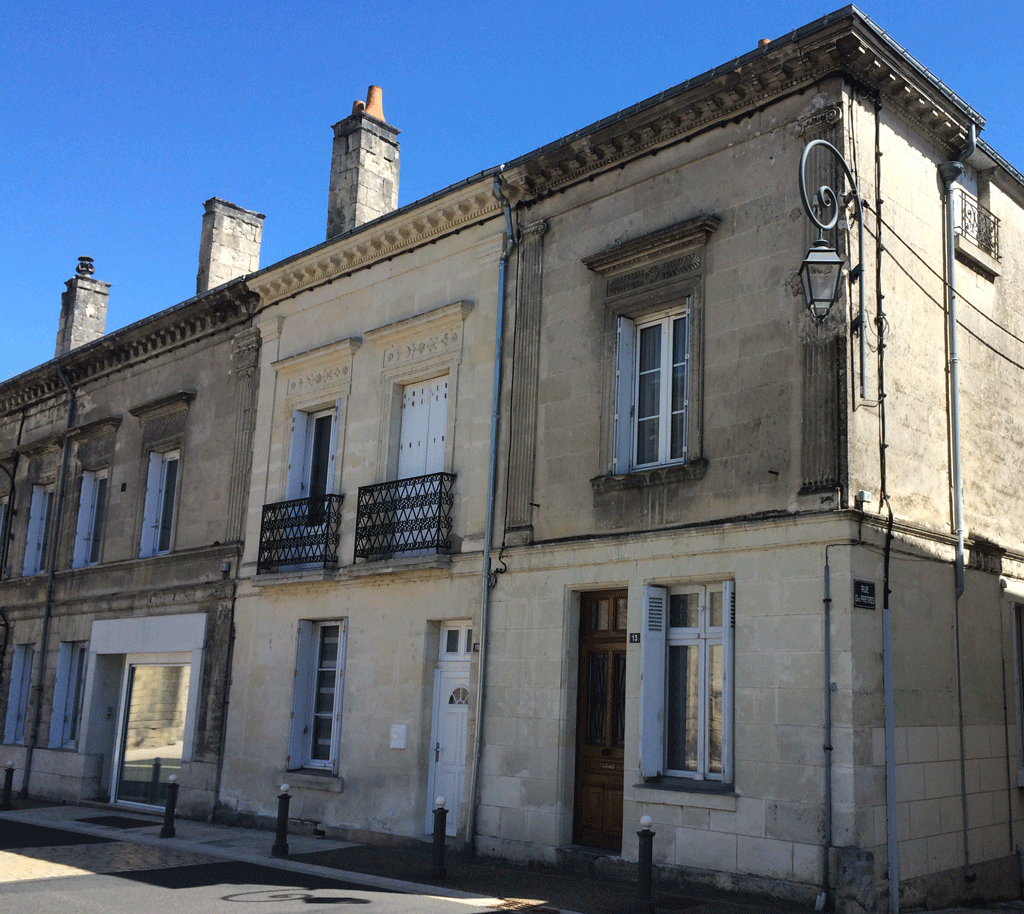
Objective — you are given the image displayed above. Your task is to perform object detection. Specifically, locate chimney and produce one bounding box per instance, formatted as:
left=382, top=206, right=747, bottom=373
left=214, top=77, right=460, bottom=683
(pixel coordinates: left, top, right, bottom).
left=196, top=198, right=265, bottom=294
left=55, top=257, right=109, bottom=357
left=326, top=85, right=400, bottom=240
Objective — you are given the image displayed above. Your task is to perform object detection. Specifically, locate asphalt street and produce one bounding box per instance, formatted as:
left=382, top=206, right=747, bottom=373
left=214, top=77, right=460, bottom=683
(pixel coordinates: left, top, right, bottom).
left=0, top=819, right=495, bottom=914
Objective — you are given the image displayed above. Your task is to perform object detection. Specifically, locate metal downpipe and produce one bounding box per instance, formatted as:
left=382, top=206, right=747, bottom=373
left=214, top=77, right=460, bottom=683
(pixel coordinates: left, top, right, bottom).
left=465, top=174, right=515, bottom=855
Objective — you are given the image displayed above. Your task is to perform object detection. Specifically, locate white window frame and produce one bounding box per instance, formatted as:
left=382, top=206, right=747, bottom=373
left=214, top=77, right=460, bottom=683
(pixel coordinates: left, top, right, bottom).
left=286, top=404, right=340, bottom=502
left=614, top=300, right=691, bottom=473
left=640, top=580, right=734, bottom=783
left=140, top=450, right=179, bottom=557
left=287, top=619, right=347, bottom=773
left=3, top=643, right=35, bottom=744
left=23, top=483, right=55, bottom=576
left=73, top=470, right=108, bottom=568
left=48, top=641, right=88, bottom=749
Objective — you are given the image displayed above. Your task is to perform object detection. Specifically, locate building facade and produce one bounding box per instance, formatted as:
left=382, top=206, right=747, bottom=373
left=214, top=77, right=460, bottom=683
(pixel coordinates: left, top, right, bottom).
left=0, top=199, right=263, bottom=818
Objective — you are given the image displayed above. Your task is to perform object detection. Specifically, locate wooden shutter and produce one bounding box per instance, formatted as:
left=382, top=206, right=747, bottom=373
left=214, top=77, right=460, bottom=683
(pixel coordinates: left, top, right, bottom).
left=287, top=620, right=315, bottom=770
left=140, top=453, right=164, bottom=557
left=72, top=472, right=98, bottom=568
left=23, top=486, right=48, bottom=575
left=48, top=642, right=73, bottom=748
left=613, top=317, right=636, bottom=475
left=286, top=410, right=307, bottom=499
left=721, top=580, right=735, bottom=784
left=639, top=584, right=667, bottom=777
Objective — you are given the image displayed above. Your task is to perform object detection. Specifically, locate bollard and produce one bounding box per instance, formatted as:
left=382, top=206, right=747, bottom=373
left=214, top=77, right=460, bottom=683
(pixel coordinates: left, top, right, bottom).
left=160, top=775, right=178, bottom=838
left=1, top=762, right=13, bottom=812
left=271, top=784, right=291, bottom=858
left=637, top=815, right=655, bottom=914
left=431, top=796, right=448, bottom=881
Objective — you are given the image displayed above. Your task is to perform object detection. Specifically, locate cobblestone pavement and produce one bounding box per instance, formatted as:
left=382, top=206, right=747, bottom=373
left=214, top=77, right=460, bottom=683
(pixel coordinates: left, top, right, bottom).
left=0, top=840, right=216, bottom=883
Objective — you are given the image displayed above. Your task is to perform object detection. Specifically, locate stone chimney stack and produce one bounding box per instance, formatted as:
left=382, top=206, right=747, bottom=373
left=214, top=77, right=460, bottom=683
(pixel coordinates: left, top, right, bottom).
left=196, top=198, right=265, bottom=294
left=326, top=85, right=400, bottom=240
left=55, top=257, right=109, bottom=357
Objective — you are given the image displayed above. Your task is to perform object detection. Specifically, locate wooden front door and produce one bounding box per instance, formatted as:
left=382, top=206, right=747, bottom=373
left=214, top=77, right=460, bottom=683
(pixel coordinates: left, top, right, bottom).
left=573, top=590, right=627, bottom=850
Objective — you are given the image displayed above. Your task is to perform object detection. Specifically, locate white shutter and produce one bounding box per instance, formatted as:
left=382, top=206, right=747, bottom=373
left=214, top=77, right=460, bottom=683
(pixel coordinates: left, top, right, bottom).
left=72, top=473, right=97, bottom=568
left=4, top=645, right=34, bottom=743
left=613, top=316, right=636, bottom=474
left=639, top=584, right=667, bottom=777
left=327, top=399, right=342, bottom=494
left=721, top=580, right=735, bottom=784
left=287, top=620, right=315, bottom=769
left=424, top=379, right=448, bottom=475
left=48, top=642, right=73, bottom=748
left=398, top=383, right=430, bottom=479
left=23, top=486, right=47, bottom=575
left=140, top=453, right=164, bottom=557
left=286, top=410, right=308, bottom=499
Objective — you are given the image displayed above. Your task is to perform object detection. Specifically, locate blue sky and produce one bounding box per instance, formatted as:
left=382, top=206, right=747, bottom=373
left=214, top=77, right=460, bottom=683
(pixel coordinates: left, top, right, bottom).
left=2, top=1, right=1021, bottom=381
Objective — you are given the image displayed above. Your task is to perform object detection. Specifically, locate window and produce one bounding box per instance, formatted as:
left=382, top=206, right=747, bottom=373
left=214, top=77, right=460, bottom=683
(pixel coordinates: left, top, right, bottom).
left=3, top=644, right=34, bottom=744
left=287, top=406, right=339, bottom=503
left=23, top=484, right=55, bottom=575
left=288, top=619, right=347, bottom=771
left=140, top=450, right=179, bottom=557
left=73, top=470, right=108, bottom=567
left=618, top=308, right=690, bottom=470
left=397, top=378, right=447, bottom=480
left=640, top=581, right=734, bottom=783
left=49, top=641, right=88, bottom=748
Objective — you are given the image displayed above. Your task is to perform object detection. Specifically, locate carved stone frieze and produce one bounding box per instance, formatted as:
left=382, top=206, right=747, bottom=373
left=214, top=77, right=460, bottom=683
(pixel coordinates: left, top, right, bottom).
left=384, top=329, right=461, bottom=367
left=795, top=104, right=844, bottom=136
left=287, top=363, right=350, bottom=396
left=607, top=253, right=703, bottom=297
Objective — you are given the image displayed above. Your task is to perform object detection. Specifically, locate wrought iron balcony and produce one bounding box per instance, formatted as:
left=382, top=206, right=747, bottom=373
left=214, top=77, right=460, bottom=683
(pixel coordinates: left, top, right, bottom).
left=257, top=494, right=343, bottom=573
left=354, top=472, right=456, bottom=562
left=956, top=189, right=1000, bottom=260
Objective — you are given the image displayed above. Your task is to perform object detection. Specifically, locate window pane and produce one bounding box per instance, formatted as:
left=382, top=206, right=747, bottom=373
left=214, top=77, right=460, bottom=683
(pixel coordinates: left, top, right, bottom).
left=313, top=670, right=335, bottom=713
left=158, top=459, right=178, bottom=552
left=67, top=646, right=87, bottom=743
left=708, top=644, right=723, bottom=775
left=709, top=591, right=723, bottom=628
left=611, top=653, right=626, bottom=747
left=318, top=625, right=339, bottom=667
left=667, top=644, right=699, bottom=772
left=670, top=317, right=688, bottom=460
left=636, top=325, right=662, bottom=465
left=669, top=593, right=700, bottom=629
left=309, top=414, right=333, bottom=501
left=614, top=596, right=628, bottom=631
left=446, top=629, right=460, bottom=653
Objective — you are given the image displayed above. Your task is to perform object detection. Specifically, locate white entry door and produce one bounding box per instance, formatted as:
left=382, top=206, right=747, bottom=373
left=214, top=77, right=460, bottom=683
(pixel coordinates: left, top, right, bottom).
left=425, top=622, right=472, bottom=835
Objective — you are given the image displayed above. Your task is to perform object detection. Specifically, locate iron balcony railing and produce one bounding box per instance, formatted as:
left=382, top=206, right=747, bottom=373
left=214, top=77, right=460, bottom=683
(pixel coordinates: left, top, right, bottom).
left=257, top=493, right=343, bottom=573
left=354, top=472, right=456, bottom=561
left=956, top=189, right=1000, bottom=260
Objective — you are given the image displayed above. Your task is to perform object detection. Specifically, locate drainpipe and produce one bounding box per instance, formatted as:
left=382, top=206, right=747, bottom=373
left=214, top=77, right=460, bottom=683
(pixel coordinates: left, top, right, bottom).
left=465, top=173, right=515, bottom=855
left=22, top=364, right=76, bottom=797
left=939, top=121, right=978, bottom=883
left=818, top=549, right=836, bottom=912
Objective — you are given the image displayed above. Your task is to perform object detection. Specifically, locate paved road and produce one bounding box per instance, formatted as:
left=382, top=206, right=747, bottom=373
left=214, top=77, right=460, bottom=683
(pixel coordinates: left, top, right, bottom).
left=0, top=819, right=497, bottom=914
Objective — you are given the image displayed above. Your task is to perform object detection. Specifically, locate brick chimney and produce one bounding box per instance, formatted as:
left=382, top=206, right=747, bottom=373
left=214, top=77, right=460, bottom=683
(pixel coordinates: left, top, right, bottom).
left=326, top=85, right=400, bottom=240
left=197, top=198, right=265, bottom=294
left=55, top=257, right=109, bottom=357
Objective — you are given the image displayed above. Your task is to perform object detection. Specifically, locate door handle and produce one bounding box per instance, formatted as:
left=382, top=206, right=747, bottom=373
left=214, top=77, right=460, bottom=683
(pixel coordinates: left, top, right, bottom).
left=435, top=741, right=440, bottom=762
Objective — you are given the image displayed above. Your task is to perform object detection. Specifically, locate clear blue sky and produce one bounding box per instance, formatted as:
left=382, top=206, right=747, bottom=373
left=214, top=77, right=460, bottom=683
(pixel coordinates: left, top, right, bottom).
left=2, top=1, right=1021, bottom=381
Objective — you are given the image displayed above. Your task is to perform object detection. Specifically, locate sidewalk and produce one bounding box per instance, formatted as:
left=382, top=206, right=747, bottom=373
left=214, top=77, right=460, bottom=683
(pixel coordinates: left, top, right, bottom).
left=2, top=797, right=1022, bottom=914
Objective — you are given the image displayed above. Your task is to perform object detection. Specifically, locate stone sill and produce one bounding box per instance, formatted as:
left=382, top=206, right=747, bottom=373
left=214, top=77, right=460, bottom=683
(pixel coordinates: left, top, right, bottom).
left=277, top=770, right=345, bottom=794
left=252, top=554, right=452, bottom=587
left=633, top=780, right=737, bottom=811
left=591, top=458, right=709, bottom=494
left=954, top=233, right=1000, bottom=278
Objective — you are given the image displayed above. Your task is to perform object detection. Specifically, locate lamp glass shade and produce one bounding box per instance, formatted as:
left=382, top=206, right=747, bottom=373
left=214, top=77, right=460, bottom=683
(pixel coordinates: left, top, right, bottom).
left=800, top=241, right=845, bottom=319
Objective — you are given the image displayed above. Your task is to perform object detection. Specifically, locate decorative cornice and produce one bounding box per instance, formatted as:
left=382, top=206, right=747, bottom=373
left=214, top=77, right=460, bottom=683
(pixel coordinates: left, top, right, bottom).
left=0, top=283, right=257, bottom=417
left=68, top=415, right=122, bottom=441
left=583, top=215, right=722, bottom=278
left=499, top=13, right=976, bottom=201
left=249, top=183, right=502, bottom=305
left=129, top=389, right=197, bottom=421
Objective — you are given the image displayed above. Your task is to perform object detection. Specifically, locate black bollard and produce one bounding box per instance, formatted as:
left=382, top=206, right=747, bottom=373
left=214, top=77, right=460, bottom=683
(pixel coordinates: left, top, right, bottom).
left=271, top=785, right=291, bottom=858
left=160, top=775, right=179, bottom=838
left=1, top=763, right=13, bottom=812
left=431, top=796, right=448, bottom=881
left=637, top=815, right=655, bottom=914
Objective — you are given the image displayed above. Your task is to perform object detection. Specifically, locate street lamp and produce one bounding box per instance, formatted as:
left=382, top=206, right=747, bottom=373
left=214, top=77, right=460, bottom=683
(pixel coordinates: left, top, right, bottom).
left=798, top=139, right=867, bottom=399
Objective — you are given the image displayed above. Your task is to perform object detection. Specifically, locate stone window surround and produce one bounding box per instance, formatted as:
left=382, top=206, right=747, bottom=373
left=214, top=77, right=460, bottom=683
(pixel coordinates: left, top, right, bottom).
left=363, top=300, right=473, bottom=482
left=584, top=215, right=720, bottom=494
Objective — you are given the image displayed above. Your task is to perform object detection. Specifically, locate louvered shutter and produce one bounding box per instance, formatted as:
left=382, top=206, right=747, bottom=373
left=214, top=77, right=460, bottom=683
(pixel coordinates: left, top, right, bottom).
left=639, top=584, right=667, bottom=777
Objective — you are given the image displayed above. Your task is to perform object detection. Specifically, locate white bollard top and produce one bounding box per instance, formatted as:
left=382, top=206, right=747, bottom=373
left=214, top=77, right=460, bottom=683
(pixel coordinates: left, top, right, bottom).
left=280, top=783, right=290, bottom=794
left=435, top=796, right=446, bottom=808
left=640, top=815, right=653, bottom=829
left=168, top=775, right=177, bottom=783
left=5, top=761, right=13, bottom=769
